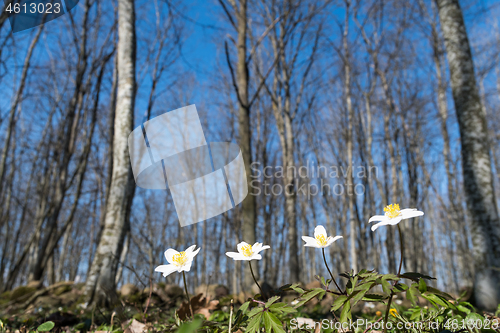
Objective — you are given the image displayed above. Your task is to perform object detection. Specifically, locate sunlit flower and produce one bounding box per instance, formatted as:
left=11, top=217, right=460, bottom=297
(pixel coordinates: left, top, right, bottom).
left=389, top=308, right=398, bottom=317
left=154, top=245, right=201, bottom=277
left=301, top=225, right=343, bottom=248
left=368, top=204, right=424, bottom=231
left=225, top=242, right=270, bottom=261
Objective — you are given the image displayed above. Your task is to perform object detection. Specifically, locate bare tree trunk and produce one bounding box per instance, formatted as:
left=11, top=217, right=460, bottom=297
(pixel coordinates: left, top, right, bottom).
left=219, top=0, right=257, bottom=290
left=85, top=0, right=137, bottom=306
left=57, top=223, right=73, bottom=282
left=343, top=0, right=357, bottom=273
left=115, top=231, right=130, bottom=286
left=0, top=26, right=43, bottom=191
left=235, top=0, right=257, bottom=290
left=0, top=0, right=14, bottom=29
left=436, top=0, right=500, bottom=310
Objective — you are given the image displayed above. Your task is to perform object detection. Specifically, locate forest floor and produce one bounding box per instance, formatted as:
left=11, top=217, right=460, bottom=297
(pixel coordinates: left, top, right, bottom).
left=0, top=280, right=496, bottom=333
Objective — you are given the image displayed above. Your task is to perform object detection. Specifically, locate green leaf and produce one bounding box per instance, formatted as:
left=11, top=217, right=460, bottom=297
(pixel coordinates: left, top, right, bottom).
left=247, top=306, right=265, bottom=318
left=239, top=301, right=250, bottom=314
left=353, top=281, right=372, bottom=292
left=400, top=272, right=436, bottom=281
left=360, top=274, right=380, bottom=284
left=331, top=295, right=348, bottom=311
left=410, top=309, right=421, bottom=321
left=381, top=279, right=392, bottom=295
left=406, top=285, right=420, bottom=306
left=382, top=274, right=400, bottom=281
left=289, top=284, right=305, bottom=294
left=269, top=303, right=296, bottom=315
left=362, top=294, right=386, bottom=301
left=340, top=301, right=352, bottom=323
left=321, top=276, right=326, bottom=287
left=457, top=303, right=472, bottom=314
left=177, top=319, right=203, bottom=333
left=277, top=283, right=291, bottom=291
left=426, top=286, right=454, bottom=300
left=422, top=293, right=455, bottom=310
left=265, top=295, right=280, bottom=307
left=263, top=312, right=285, bottom=333
left=37, top=321, right=55, bottom=332
left=394, top=283, right=408, bottom=292
left=246, top=312, right=263, bottom=333
left=418, top=278, right=427, bottom=293
left=350, top=283, right=372, bottom=307
left=347, top=276, right=358, bottom=294
left=467, top=312, right=484, bottom=320
left=294, top=288, right=325, bottom=308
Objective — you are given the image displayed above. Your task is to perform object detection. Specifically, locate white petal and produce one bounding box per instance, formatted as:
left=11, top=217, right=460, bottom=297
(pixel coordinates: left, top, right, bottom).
left=400, top=209, right=424, bottom=220
left=237, top=242, right=250, bottom=254
left=302, top=236, right=318, bottom=247
left=255, top=245, right=270, bottom=254
left=369, top=215, right=388, bottom=223
left=371, top=221, right=389, bottom=232
left=331, top=235, right=343, bottom=242
left=179, top=260, right=193, bottom=272
left=252, top=242, right=262, bottom=253
left=302, top=237, right=320, bottom=248
left=154, top=264, right=178, bottom=277
left=226, top=252, right=247, bottom=261
left=188, top=246, right=201, bottom=260
left=388, top=216, right=403, bottom=225
left=164, top=249, right=179, bottom=264
left=326, top=235, right=343, bottom=247
left=250, top=253, right=262, bottom=260
left=184, top=244, right=197, bottom=255
left=314, top=225, right=327, bottom=239
left=371, top=216, right=403, bottom=231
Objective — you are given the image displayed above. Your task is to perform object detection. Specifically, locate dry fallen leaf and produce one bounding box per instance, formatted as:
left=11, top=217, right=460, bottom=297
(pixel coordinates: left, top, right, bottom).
left=177, top=293, right=219, bottom=320
left=122, top=319, right=146, bottom=333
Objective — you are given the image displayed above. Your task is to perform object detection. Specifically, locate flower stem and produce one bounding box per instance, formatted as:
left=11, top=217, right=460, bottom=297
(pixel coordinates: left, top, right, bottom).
left=248, top=261, right=263, bottom=297
left=383, top=224, right=404, bottom=333
left=396, top=224, right=404, bottom=277
left=182, top=271, right=194, bottom=320
left=322, top=248, right=344, bottom=295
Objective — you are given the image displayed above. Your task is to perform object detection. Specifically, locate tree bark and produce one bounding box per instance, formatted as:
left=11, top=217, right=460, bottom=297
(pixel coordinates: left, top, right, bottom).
left=0, top=25, right=43, bottom=191
left=235, top=0, right=257, bottom=291
left=219, top=0, right=257, bottom=290
left=436, top=0, right=500, bottom=310
left=85, top=0, right=137, bottom=306
left=343, top=0, right=357, bottom=273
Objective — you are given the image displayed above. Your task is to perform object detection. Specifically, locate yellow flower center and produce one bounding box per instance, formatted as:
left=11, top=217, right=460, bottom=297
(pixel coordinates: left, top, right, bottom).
left=172, top=251, right=188, bottom=266
left=384, top=204, right=401, bottom=219
left=316, top=234, right=328, bottom=246
left=241, top=244, right=254, bottom=257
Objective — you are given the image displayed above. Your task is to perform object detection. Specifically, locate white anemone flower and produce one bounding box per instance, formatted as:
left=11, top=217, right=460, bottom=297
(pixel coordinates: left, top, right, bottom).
left=301, top=225, right=343, bottom=248
left=369, top=204, right=424, bottom=231
left=154, top=245, right=201, bottom=277
left=225, top=241, right=270, bottom=261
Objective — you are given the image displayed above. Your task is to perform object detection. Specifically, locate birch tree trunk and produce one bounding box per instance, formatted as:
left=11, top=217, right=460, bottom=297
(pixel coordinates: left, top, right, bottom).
left=85, top=0, right=136, bottom=306
left=435, top=0, right=500, bottom=310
